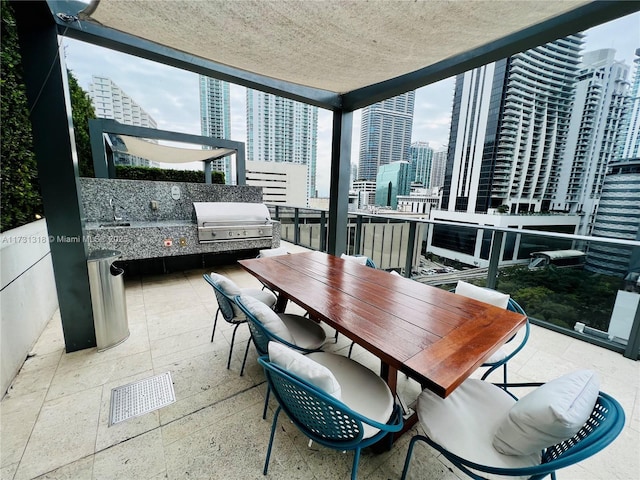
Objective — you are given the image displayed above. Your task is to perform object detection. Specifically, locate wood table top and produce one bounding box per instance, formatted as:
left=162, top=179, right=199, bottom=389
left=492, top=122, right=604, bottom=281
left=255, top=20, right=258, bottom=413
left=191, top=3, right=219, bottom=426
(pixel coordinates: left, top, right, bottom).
left=239, top=251, right=526, bottom=398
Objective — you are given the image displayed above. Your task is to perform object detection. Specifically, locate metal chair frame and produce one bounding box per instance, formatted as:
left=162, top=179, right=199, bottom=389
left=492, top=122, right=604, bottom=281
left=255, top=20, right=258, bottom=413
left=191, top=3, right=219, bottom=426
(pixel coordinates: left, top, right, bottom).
left=203, top=273, right=252, bottom=376
left=401, top=385, right=625, bottom=480
left=450, top=287, right=531, bottom=385
left=235, top=294, right=325, bottom=419
left=482, top=298, right=530, bottom=384
left=259, top=355, right=403, bottom=480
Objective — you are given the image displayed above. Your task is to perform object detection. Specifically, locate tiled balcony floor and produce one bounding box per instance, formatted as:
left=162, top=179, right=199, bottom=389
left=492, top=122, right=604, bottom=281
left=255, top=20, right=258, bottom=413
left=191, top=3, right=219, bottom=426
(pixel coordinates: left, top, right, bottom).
left=2, top=242, right=639, bottom=480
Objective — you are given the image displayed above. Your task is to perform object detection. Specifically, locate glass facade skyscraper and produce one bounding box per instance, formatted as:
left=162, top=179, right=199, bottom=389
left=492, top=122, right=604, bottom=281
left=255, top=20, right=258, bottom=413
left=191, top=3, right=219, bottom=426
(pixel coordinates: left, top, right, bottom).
left=199, top=77, right=232, bottom=183
left=358, top=91, right=415, bottom=181
left=88, top=75, right=158, bottom=167
left=246, top=90, right=318, bottom=202
left=586, top=159, right=640, bottom=277
left=555, top=49, right=630, bottom=235
left=618, top=49, right=640, bottom=160
left=410, top=141, right=433, bottom=187
left=375, top=161, right=411, bottom=209
left=442, top=36, right=584, bottom=214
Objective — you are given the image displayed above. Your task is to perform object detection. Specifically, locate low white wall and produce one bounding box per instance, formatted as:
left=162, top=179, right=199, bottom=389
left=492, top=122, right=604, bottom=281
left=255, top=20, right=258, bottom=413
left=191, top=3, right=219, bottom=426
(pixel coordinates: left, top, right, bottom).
left=1, top=219, right=59, bottom=396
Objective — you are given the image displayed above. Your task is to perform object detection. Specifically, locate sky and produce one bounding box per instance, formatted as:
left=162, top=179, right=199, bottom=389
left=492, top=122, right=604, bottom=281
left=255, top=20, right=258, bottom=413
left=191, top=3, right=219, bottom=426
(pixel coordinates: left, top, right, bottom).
left=62, top=11, right=640, bottom=197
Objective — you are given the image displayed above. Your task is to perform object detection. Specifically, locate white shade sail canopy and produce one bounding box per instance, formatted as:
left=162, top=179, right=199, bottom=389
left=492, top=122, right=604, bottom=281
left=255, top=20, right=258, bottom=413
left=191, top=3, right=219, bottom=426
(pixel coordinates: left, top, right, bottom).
left=79, top=0, right=594, bottom=96
left=110, top=135, right=235, bottom=164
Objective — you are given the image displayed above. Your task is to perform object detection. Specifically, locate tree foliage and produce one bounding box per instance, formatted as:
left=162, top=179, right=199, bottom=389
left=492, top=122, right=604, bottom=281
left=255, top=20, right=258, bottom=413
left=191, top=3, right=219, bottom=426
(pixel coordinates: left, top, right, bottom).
left=68, top=71, right=96, bottom=177
left=1, top=0, right=43, bottom=232
left=497, top=266, right=621, bottom=331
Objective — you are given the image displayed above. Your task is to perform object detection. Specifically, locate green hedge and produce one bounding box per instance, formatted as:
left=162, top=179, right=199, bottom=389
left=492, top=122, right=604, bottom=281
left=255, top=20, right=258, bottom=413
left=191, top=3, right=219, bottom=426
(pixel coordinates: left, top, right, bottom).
left=115, top=165, right=225, bottom=184
left=1, top=0, right=43, bottom=232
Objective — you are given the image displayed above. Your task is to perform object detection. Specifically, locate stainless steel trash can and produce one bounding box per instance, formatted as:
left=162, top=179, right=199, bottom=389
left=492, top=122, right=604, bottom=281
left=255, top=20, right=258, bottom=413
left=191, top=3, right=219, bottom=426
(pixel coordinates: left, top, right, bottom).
left=87, top=250, right=129, bottom=351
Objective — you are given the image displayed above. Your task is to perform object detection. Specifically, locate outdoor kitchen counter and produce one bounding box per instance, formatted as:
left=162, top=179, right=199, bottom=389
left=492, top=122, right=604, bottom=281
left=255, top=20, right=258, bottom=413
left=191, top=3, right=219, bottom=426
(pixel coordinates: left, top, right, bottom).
left=84, top=220, right=281, bottom=261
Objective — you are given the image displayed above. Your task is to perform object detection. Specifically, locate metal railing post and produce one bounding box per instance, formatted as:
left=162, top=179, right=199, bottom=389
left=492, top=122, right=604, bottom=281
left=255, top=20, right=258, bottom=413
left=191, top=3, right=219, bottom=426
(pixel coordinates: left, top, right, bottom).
left=354, top=215, right=363, bottom=255
left=624, top=301, right=640, bottom=360
left=320, top=211, right=327, bottom=253
left=404, top=221, right=417, bottom=278
left=294, top=208, right=300, bottom=245
left=486, top=231, right=504, bottom=290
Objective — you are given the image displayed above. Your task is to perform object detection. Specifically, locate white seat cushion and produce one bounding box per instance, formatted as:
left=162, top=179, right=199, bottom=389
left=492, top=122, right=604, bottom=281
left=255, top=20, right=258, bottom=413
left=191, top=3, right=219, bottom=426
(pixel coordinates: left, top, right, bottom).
left=417, top=379, right=540, bottom=475
left=238, top=295, right=294, bottom=343
left=278, top=314, right=326, bottom=350
left=268, top=342, right=341, bottom=398
left=455, top=280, right=510, bottom=309
left=493, top=370, right=600, bottom=456
left=340, top=254, right=369, bottom=265
left=308, top=352, right=394, bottom=439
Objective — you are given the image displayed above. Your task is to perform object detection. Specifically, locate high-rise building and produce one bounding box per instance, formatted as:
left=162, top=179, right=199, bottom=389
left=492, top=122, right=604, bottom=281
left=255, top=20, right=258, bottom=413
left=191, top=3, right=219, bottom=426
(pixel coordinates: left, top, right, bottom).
left=246, top=90, right=318, bottom=203
left=88, top=75, right=159, bottom=167
left=245, top=160, right=308, bottom=206
left=554, top=49, right=631, bottom=235
left=410, top=141, right=433, bottom=187
left=442, top=35, right=584, bottom=214
left=199, top=77, right=232, bottom=183
left=352, top=180, right=376, bottom=208
left=618, top=48, right=640, bottom=160
left=350, top=163, right=358, bottom=189
left=358, top=91, right=415, bottom=181
left=430, top=148, right=447, bottom=189
left=375, top=161, right=411, bottom=209
left=585, top=159, right=640, bottom=277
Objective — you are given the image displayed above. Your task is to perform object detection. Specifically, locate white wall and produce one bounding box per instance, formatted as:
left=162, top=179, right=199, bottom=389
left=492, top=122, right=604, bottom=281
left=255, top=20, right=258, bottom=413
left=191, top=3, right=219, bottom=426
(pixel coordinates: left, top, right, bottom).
left=1, top=219, right=58, bottom=396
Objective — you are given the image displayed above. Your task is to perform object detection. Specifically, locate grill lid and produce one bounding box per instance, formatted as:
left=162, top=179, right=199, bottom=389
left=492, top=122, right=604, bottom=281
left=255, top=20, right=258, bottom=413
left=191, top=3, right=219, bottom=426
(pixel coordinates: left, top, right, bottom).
left=192, top=202, right=271, bottom=227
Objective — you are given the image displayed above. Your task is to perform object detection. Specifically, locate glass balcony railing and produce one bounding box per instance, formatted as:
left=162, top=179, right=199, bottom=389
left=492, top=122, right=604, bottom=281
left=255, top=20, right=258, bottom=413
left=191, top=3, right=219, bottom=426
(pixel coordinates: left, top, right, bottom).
left=268, top=203, right=640, bottom=361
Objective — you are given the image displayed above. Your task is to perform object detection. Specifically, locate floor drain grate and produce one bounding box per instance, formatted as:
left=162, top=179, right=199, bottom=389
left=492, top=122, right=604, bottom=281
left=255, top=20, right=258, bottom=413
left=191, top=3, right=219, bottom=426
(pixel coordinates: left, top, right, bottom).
left=109, top=371, right=176, bottom=426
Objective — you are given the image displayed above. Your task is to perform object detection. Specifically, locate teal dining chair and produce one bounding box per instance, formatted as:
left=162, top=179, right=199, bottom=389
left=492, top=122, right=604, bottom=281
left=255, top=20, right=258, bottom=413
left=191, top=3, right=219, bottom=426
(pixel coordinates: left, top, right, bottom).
left=203, top=272, right=277, bottom=375
left=235, top=294, right=328, bottom=418
left=258, top=342, right=403, bottom=480
left=453, top=280, right=530, bottom=385
left=401, top=370, right=625, bottom=480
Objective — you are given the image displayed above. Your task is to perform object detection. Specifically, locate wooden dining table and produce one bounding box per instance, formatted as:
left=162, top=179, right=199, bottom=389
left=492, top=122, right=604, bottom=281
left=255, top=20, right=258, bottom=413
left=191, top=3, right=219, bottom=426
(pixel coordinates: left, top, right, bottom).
left=239, top=250, right=526, bottom=429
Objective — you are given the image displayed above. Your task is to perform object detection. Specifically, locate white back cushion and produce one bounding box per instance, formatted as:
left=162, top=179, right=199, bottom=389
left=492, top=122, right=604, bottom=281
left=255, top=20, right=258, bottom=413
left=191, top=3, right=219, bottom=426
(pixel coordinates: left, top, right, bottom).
left=259, top=247, right=289, bottom=257
left=209, top=272, right=241, bottom=296
left=268, top=342, right=341, bottom=399
left=493, top=370, right=600, bottom=456
left=455, top=280, right=510, bottom=309
left=238, top=295, right=293, bottom=343
left=340, top=253, right=369, bottom=265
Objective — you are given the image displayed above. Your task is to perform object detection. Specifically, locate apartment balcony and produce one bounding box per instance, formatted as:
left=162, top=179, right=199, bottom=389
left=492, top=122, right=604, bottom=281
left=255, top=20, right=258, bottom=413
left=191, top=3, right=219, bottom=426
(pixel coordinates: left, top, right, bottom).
left=2, top=240, right=638, bottom=480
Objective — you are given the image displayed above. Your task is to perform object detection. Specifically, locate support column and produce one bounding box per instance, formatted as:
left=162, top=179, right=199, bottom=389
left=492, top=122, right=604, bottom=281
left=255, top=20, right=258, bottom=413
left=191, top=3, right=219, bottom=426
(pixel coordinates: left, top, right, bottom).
left=204, top=161, right=212, bottom=184
left=235, top=144, right=246, bottom=186
left=328, top=109, right=352, bottom=256
left=13, top=1, right=96, bottom=351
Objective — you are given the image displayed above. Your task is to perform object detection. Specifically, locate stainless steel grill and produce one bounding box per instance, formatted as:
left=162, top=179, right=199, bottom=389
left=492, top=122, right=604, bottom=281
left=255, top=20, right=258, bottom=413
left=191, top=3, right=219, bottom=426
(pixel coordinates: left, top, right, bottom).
left=193, top=202, right=273, bottom=243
